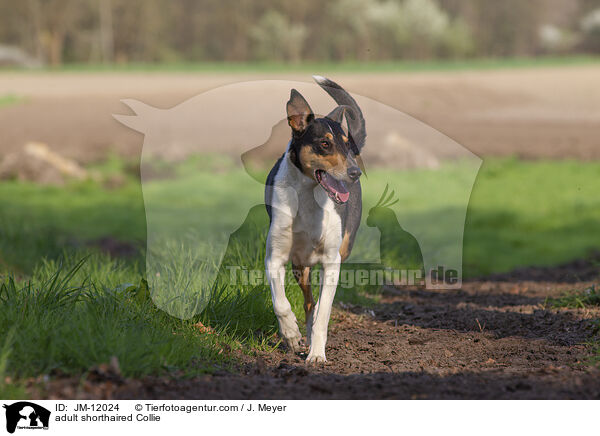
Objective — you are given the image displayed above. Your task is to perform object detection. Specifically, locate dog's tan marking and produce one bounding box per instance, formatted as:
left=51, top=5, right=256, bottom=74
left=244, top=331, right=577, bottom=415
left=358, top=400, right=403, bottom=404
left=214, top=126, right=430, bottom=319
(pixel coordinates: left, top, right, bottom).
left=339, top=230, right=352, bottom=262
left=299, top=143, right=348, bottom=180
left=293, top=265, right=314, bottom=321
left=324, top=132, right=333, bottom=140
left=323, top=152, right=346, bottom=167
left=288, top=115, right=310, bottom=133
left=298, top=147, right=318, bottom=177
left=299, top=147, right=344, bottom=175
left=342, top=135, right=348, bottom=143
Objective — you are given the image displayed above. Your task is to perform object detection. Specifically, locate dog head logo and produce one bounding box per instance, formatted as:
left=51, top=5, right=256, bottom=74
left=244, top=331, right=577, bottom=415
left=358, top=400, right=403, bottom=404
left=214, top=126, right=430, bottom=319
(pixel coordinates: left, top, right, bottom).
left=114, top=78, right=481, bottom=319
left=3, top=402, right=50, bottom=434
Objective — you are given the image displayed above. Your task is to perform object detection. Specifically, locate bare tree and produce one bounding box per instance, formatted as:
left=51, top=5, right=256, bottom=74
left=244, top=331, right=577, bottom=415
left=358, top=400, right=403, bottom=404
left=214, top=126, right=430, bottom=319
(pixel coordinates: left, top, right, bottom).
left=98, top=0, right=114, bottom=63
left=0, top=0, right=596, bottom=64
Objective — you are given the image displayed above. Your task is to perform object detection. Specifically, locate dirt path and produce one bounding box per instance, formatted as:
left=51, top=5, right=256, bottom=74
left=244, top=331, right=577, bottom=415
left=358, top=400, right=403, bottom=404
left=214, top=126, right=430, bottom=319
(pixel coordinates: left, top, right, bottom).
left=32, top=280, right=600, bottom=399
left=2, top=66, right=600, bottom=162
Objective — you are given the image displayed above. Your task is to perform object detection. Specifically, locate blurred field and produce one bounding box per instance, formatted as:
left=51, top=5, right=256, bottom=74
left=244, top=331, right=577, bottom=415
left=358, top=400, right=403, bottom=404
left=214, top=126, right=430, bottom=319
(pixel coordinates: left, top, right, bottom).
left=1, top=153, right=599, bottom=277
left=1, top=63, right=600, bottom=164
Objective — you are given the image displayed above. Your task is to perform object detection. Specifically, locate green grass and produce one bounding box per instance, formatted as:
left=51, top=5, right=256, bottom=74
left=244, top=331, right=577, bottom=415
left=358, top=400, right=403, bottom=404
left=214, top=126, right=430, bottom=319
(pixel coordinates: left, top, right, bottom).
left=135, top=155, right=600, bottom=280
left=1, top=55, right=598, bottom=74
left=0, top=178, right=145, bottom=274
left=1, top=156, right=600, bottom=396
left=549, top=285, right=600, bottom=309
left=0, top=95, right=23, bottom=107
left=548, top=287, right=600, bottom=367
left=0, top=259, right=236, bottom=399
left=545, top=278, right=600, bottom=367
left=464, top=158, right=600, bottom=276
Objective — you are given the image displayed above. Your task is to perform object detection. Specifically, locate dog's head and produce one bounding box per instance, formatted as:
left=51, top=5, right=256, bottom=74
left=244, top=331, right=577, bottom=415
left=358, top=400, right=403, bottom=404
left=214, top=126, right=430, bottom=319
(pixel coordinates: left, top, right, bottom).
left=286, top=81, right=365, bottom=205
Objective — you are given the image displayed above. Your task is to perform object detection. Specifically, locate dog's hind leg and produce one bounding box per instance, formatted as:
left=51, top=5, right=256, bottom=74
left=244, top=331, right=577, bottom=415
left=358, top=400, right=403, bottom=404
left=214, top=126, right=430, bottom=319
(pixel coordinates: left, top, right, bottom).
left=292, top=265, right=315, bottom=343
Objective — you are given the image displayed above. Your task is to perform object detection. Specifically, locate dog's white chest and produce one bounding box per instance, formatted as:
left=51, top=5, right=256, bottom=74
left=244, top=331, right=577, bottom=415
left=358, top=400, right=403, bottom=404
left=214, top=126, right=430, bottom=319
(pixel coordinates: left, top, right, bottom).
left=268, top=152, right=343, bottom=267
left=290, top=185, right=342, bottom=266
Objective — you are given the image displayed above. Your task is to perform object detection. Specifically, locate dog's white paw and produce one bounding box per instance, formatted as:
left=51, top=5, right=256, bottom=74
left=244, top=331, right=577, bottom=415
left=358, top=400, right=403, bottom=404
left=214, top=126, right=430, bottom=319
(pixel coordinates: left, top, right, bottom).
left=283, top=333, right=303, bottom=353
left=305, top=351, right=327, bottom=364
left=305, top=349, right=327, bottom=365
left=278, top=312, right=302, bottom=353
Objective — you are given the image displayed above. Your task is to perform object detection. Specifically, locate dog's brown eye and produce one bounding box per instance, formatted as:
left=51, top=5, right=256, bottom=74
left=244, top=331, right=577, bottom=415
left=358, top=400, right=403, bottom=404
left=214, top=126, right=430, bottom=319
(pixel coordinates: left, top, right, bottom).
left=321, top=141, right=329, bottom=148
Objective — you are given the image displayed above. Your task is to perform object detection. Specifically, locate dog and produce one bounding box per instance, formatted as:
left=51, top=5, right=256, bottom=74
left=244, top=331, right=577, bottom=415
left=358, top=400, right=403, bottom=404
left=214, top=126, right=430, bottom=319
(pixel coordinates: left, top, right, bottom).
left=265, top=76, right=366, bottom=363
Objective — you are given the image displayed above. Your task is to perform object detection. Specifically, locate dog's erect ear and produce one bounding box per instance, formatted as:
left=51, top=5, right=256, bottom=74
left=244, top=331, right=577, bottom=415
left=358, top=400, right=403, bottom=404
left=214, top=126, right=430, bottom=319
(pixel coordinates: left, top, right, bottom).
left=326, top=105, right=346, bottom=125
left=287, top=89, right=314, bottom=135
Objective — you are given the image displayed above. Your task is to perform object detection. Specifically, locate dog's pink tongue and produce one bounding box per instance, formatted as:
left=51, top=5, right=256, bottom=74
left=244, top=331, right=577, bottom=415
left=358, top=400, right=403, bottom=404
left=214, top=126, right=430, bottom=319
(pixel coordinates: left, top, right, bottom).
left=322, top=172, right=350, bottom=203
left=337, top=191, right=350, bottom=203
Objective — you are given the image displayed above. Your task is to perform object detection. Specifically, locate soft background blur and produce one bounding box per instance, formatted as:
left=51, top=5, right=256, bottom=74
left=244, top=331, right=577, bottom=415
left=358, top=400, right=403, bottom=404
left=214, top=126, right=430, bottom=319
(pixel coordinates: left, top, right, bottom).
left=1, top=0, right=600, bottom=65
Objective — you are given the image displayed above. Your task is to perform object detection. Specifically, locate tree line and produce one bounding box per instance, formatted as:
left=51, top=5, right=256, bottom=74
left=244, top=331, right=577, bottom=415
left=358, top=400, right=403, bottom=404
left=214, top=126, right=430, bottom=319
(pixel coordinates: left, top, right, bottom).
left=0, top=0, right=599, bottom=66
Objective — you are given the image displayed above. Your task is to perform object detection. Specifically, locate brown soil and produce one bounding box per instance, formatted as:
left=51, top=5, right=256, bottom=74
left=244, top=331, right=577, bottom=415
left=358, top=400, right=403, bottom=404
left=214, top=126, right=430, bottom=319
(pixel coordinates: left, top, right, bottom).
left=30, top=279, right=600, bottom=400
left=481, top=253, right=600, bottom=283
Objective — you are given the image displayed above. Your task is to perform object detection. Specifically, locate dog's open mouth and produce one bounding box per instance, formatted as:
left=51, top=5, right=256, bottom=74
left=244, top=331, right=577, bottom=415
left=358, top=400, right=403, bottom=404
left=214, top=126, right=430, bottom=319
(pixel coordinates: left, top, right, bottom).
left=315, top=170, right=350, bottom=204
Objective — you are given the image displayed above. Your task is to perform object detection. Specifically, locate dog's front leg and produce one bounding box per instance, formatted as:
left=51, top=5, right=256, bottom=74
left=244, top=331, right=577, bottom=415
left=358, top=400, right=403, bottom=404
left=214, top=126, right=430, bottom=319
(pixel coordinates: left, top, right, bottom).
left=306, top=253, right=341, bottom=363
left=266, top=229, right=302, bottom=353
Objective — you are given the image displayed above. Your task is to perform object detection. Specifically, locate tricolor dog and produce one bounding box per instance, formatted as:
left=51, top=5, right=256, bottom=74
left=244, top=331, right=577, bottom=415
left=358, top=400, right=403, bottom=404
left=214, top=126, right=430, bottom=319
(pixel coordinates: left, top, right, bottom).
left=265, top=76, right=366, bottom=363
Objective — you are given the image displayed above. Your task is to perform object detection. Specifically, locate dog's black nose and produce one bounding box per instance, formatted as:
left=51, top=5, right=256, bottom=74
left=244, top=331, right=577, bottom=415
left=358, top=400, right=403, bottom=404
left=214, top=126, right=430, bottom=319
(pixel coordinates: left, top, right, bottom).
left=347, top=166, right=362, bottom=181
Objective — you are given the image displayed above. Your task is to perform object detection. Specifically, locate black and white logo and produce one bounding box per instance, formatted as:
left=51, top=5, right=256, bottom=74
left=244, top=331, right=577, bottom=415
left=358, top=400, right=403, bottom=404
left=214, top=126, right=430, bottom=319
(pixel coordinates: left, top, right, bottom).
left=3, top=402, right=50, bottom=434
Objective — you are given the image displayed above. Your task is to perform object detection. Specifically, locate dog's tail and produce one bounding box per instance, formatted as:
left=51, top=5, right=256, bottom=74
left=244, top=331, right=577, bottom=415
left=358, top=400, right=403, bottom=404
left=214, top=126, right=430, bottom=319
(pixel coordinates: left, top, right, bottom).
left=313, top=75, right=366, bottom=150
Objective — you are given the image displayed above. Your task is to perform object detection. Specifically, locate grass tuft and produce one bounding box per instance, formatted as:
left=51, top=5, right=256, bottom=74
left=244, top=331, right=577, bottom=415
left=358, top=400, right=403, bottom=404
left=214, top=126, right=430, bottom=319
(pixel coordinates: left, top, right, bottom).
left=0, top=94, right=23, bottom=108
left=0, top=260, right=231, bottom=383
left=549, top=285, right=600, bottom=309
